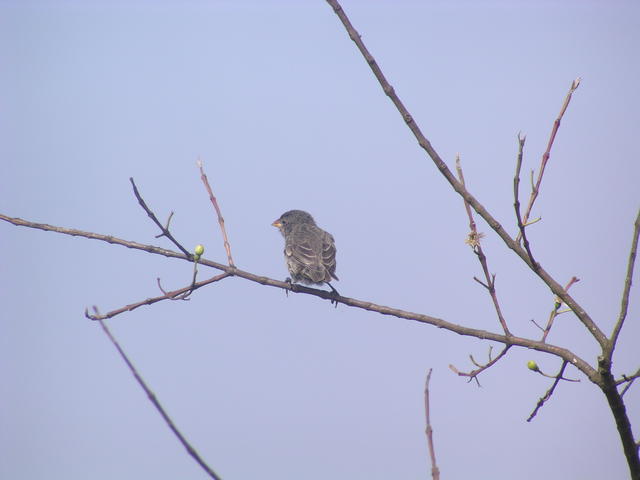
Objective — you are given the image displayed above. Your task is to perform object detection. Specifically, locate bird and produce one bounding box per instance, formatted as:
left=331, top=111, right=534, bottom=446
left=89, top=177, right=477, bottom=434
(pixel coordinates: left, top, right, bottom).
left=272, top=210, right=339, bottom=295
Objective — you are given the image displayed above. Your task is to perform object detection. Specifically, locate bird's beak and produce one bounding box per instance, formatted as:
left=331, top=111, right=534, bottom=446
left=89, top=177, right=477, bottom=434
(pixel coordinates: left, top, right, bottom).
left=272, top=220, right=282, bottom=228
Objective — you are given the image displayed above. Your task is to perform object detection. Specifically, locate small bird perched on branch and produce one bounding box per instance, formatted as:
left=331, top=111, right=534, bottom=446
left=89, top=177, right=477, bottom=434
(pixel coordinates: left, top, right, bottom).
left=272, top=210, right=339, bottom=295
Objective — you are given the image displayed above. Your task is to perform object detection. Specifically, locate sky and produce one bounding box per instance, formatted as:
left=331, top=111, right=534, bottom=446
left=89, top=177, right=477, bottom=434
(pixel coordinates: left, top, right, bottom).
left=1, top=1, right=639, bottom=479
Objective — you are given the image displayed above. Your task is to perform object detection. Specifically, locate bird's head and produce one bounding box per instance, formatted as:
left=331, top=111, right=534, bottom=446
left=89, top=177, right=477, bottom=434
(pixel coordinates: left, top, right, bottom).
left=272, top=210, right=316, bottom=231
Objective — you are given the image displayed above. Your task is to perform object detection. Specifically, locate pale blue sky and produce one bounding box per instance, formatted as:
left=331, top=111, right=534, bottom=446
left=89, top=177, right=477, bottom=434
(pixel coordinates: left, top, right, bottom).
left=2, top=1, right=639, bottom=479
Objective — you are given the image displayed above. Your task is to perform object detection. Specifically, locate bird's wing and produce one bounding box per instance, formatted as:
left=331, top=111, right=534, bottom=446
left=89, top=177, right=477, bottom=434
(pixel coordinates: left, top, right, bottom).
left=321, top=231, right=338, bottom=281
left=284, top=224, right=322, bottom=268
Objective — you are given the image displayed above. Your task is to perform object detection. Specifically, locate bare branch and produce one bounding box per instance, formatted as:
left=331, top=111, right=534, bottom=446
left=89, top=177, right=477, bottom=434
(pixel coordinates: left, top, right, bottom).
left=516, top=78, right=581, bottom=243
left=610, top=208, right=640, bottom=352
left=0, top=213, right=600, bottom=383
left=94, top=308, right=223, bottom=480
left=540, top=276, right=580, bottom=342
left=450, top=345, right=511, bottom=384
left=324, top=0, right=607, bottom=349
left=85, top=272, right=230, bottom=320
left=617, top=368, right=640, bottom=398
left=130, top=178, right=192, bottom=258
left=198, top=160, right=235, bottom=267
left=513, top=133, right=536, bottom=265
left=527, top=360, right=571, bottom=422
left=456, top=156, right=511, bottom=336
left=424, top=369, right=440, bottom=480
left=616, top=368, right=640, bottom=387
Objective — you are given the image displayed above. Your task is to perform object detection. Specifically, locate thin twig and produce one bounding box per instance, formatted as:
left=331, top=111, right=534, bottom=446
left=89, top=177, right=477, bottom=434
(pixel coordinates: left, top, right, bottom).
left=616, top=368, right=640, bottom=387
left=0, top=213, right=601, bottom=383
left=610, top=208, right=640, bottom=352
left=424, top=369, right=440, bottom=480
left=541, top=276, right=580, bottom=342
left=528, top=360, right=571, bottom=422
left=94, top=308, right=223, bottom=480
left=85, top=272, right=230, bottom=320
left=513, top=133, right=536, bottom=266
left=457, top=156, right=511, bottom=336
left=516, top=78, right=581, bottom=244
left=130, top=178, right=192, bottom=258
left=323, top=1, right=607, bottom=349
left=616, top=368, right=640, bottom=397
left=197, top=160, right=235, bottom=267
left=449, top=345, right=511, bottom=385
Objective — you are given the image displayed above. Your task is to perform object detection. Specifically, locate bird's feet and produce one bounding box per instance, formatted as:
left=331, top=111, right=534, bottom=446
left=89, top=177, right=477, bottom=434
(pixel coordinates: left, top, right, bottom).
left=327, top=282, right=340, bottom=308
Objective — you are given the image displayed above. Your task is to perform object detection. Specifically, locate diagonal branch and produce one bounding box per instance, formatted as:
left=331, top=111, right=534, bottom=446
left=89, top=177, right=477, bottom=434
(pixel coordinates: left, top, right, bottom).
left=527, top=360, right=570, bottom=422
left=516, top=78, right=581, bottom=244
left=94, top=309, right=223, bottom=480
left=85, top=272, right=230, bottom=320
left=130, top=178, right=192, bottom=258
left=0, top=212, right=600, bottom=384
left=324, top=0, right=607, bottom=350
left=609, top=207, right=640, bottom=354
left=457, top=156, right=511, bottom=336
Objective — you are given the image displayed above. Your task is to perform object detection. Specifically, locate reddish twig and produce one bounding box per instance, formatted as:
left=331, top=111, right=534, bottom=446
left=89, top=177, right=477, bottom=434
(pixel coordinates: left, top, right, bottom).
left=424, top=369, right=440, bottom=480
left=93, top=308, right=223, bottom=480
left=540, top=276, right=580, bottom=342
left=130, top=178, right=192, bottom=258
left=197, top=160, right=235, bottom=267
left=456, top=156, right=511, bottom=336
left=516, top=78, right=581, bottom=244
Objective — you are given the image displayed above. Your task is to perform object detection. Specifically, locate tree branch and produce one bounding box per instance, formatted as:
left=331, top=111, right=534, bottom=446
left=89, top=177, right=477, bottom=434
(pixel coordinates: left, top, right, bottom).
left=85, top=272, right=231, bottom=320
left=197, top=160, right=235, bottom=267
left=130, top=178, right=192, bottom=258
left=513, top=133, right=536, bottom=264
left=540, top=276, right=580, bottom=343
left=0, top=212, right=600, bottom=383
left=424, top=369, right=440, bottom=480
left=609, top=207, right=640, bottom=353
left=457, top=156, right=511, bottom=336
left=449, top=345, right=511, bottom=385
left=527, top=360, right=570, bottom=422
left=94, top=308, right=223, bottom=480
left=516, top=78, right=581, bottom=243
left=324, top=0, right=607, bottom=350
